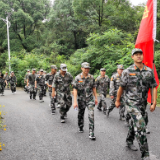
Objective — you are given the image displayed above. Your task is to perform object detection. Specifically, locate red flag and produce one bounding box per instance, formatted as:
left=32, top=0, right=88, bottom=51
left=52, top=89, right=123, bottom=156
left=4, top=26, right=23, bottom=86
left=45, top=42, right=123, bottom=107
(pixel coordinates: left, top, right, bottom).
left=135, top=0, right=159, bottom=103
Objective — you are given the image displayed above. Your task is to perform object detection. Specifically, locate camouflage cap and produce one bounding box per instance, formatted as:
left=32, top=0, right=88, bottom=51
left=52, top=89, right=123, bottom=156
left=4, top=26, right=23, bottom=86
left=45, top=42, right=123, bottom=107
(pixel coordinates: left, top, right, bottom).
left=117, top=65, right=124, bottom=70
left=32, top=68, right=36, bottom=71
left=44, top=71, right=47, bottom=73
left=11, top=71, right=14, bottom=73
left=51, top=65, right=57, bottom=69
left=40, top=69, right=43, bottom=72
left=81, top=62, right=91, bottom=68
left=6, top=72, right=8, bottom=73
left=100, top=68, right=106, bottom=71
left=132, top=48, right=143, bottom=55
left=60, top=64, right=67, bottom=71
left=27, top=69, right=30, bottom=72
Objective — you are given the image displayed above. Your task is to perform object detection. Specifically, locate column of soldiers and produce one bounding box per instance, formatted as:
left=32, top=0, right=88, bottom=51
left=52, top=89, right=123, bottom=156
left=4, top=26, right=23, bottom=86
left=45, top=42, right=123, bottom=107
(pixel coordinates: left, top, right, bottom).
left=0, top=48, right=157, bottom=160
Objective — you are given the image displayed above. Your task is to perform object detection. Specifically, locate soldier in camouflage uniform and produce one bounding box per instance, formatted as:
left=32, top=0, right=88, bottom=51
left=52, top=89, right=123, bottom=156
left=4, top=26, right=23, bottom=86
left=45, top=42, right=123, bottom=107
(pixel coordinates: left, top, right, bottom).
left=115, top=49, right=158, bottom=160
left=0, top=73, right=8, bottom=96
left=96, top=68, right=110, bottom=114
left=107, top=65, right=125, bottom=120
left=73, top=62, right=98, bottom=140
left=9, top=71, right=17, bottom=93
left=45, top=65, right=57, bottom=114
left=52, top=64, right=73, bottom=123
left=27, top=68, right=37, bottom=100
left=35, top=69, right=45, bottom=103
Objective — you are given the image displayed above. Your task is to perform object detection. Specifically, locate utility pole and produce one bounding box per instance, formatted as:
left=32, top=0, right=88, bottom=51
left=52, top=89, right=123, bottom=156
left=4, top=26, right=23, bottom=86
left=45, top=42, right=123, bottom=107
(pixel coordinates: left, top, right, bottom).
left=0, top=16, right=11, bottom=72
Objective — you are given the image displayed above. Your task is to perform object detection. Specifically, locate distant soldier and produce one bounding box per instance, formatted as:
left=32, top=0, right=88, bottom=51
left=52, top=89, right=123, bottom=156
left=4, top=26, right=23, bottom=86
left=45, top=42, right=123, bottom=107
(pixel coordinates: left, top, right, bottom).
left=0, top=73, right=8, bottom=96
left=107, top=65, right=125, bottom=120
left=4, top=72, right=9, bottom=89
left=45, top=65, right=57, bottom=115
left=35, top=69, right=45, bottom=103
left=27, top=68, right=37, bottom=100
left=73, top=62, right=98, bottom=140
left=96, top=68, right=110, bottom=114
left=115, top=48, right=158, bottom=160
left=24, top=70, right=30, bottom=93
left=9, top=71, right=17, bottom=93
left=43, top=71, right=47, bottom=96
left=52, top=64, right=73, bottom=123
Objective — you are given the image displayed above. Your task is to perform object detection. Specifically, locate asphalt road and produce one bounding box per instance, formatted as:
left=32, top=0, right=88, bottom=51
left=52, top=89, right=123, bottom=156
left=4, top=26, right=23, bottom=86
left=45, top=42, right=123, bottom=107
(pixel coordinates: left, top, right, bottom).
left=0, top=89, right=160, bottom=160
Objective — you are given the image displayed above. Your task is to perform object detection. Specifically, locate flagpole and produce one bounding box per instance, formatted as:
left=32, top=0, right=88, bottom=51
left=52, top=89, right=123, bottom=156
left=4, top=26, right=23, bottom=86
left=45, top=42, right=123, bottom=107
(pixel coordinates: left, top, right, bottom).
left=151, top=42, right=155, bottom=105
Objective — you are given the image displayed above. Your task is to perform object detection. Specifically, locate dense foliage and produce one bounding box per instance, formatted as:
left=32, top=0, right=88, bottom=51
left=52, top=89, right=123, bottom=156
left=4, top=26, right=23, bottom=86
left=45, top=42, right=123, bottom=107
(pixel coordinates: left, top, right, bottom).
left=0, top=0, right=160, bottom=91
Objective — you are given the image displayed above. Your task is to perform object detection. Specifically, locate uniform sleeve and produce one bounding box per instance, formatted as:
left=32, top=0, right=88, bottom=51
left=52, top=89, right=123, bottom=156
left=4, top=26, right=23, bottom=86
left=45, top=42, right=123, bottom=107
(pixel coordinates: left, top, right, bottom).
left=52, top=75, right=57, bottom=88
left=109, top=75, right=115, bottom=96
left=72, top=77, right=78, bottom=90
left=45, top=74, right=49, bottom=84
left=70, top=74, right=74, bottom=85
left=95, top=77, right=99, bottom=88
left=120, top=70, right=128, bottom=87
left=150, top=71, right=158, bottom=88
left=92, top=77, right=96, bottom=88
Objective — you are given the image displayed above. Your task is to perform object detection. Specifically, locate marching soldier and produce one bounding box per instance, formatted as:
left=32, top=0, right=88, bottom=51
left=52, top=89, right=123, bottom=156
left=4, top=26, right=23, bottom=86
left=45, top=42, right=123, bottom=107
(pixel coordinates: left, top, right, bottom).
left=73, top=62, right=98, bottom=140
left=96, top=68, right=110, bottom=114
left=35, top=69, right=45, bottom=103
left=9, top=71, right=17, bottom=93
left=0, top=73, right=8, bottom=96
left=4, top=72, right=9, bottom=89
left=107, top=65, right=125, bottom=120
left=45, top=65, right=57, bottom=115
left=27, top=68, right=37, bottom=100
left=115, top=48, right=157, bottom=160
left=52, top=64, right=73, bottom=123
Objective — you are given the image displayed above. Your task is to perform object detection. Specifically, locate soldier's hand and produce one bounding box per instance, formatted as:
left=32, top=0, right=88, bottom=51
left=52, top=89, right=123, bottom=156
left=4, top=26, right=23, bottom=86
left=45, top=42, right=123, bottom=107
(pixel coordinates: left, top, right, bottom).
left=150, top=104, right=156, bottom=112
left=115, top=100, right=120, bottom=108
left=110, top=96, right=114, bottom=99
left=95, top=98, right=98, bottom=105
left=73, top=102, right=78, bottom=109
left=35, top=86, right=37, bottom=88
left=49, top=85, right=52, bottom=88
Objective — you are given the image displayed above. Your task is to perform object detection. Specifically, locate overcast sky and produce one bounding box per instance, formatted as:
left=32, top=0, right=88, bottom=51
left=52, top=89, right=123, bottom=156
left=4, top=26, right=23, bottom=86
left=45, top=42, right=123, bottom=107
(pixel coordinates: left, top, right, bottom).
left=129, top=0, right=147, bottom=6
left=50, top=0, right=148, bottom=6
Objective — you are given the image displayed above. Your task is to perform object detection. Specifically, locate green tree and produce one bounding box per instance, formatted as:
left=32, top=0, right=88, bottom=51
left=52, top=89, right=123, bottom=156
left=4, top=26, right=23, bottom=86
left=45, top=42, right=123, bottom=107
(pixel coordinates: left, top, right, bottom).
left=0, top=0, right=50, bottom=52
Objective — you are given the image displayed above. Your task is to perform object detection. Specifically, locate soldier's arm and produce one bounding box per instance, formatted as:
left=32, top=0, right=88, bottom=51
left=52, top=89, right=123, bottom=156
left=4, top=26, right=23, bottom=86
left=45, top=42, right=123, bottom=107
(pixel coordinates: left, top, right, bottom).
left=35, top=80, right=37, bottom=88
left=45, top=74, right=49, bottom=86
left=73, top=88, right=78, bottom=109
left=52, top=76, right=57, bottom=98
left=150, top=71, right=158, bottom=112
left=92, top=87, right=98, bottom=105
left=27, top=78, right=29, bottom=86
left=5, top=80, right=8, bottom=85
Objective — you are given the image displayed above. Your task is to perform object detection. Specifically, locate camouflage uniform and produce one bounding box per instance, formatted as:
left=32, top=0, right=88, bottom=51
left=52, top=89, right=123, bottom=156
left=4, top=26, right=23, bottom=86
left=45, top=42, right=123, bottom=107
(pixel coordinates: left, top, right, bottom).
left=9, top=72, right=17, bottom=93
left=96, top=70, right=110, bottom=113
left=28, top=72, right=37, bottom=99
left=73, top=71, right=96, bottom=137
left=108, top=65, right=125, bottom=119
left=120, top=63, right=157, bottom=159
left=36, top=70, right=45, bottom=100
left=52, top=70, right=73, bottom=119
left=0, top=74, right=6, bottom=95
left=45, top=65, right=57, bottom=113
